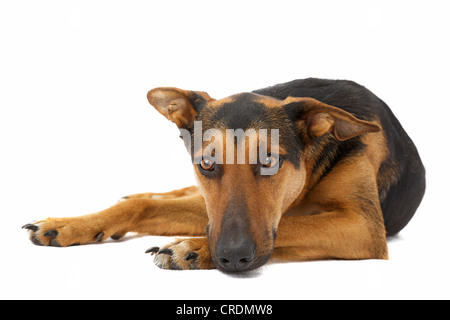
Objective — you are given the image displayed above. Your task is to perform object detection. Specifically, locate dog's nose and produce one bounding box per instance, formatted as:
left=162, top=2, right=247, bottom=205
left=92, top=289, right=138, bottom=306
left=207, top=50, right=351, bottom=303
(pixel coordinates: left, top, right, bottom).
left=215, top=239, right=256, bottom=272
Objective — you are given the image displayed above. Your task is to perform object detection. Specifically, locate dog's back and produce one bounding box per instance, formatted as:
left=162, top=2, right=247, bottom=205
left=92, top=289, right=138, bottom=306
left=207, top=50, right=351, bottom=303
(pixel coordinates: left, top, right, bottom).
left=254, top=78, right=426, bottom=235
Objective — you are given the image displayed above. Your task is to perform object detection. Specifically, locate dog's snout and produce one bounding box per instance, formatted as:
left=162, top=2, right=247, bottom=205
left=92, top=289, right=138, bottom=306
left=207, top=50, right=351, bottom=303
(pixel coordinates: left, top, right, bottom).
left=215, top=238, right=256, bottom=272
left=213, top=203, right=260, bottom=272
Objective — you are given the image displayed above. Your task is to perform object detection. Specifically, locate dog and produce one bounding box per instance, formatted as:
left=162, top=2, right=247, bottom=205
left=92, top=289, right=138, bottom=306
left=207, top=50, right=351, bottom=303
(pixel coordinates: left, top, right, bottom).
left=23, top=78, right=426, bottom=272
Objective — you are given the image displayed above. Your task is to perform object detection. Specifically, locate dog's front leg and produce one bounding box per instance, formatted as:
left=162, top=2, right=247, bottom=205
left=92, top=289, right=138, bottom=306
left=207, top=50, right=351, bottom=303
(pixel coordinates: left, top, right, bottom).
left=23, top=191, right=208, bottom=247
left=272, top=210, right=389, bottom=262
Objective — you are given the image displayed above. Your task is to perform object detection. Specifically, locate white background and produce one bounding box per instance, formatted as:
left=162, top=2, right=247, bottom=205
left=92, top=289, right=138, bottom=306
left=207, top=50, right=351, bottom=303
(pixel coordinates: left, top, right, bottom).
left=1, top=0, right=449, bottom=300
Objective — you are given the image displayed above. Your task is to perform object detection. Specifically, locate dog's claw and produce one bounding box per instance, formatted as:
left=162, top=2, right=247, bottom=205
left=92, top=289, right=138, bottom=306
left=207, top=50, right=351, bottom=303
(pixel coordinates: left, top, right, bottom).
left=22, top=224, right=38, bottom=232
left=95, top=232, right=105, bottom=242
left=44, top=230, right=58, bottom=238
left=118, top=196, right=129, bottom=203
left=158, top=249, right=173, bottom=256
left=186, top=252, right=198, bottom=261
left=111, top=234, right=123, bottom=241
left=145, top=247, right=160, bottom=255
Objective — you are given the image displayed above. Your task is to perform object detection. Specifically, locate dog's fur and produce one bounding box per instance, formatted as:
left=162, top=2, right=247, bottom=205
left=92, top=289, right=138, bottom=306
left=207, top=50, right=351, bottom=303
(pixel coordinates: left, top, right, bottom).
left=23, top=78, right=426, bottom=272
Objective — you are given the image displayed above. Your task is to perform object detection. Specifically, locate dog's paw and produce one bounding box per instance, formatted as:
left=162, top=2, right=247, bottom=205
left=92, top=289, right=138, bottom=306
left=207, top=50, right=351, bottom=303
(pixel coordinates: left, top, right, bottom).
left=146, top=238, right=214, bottom=270
left=22, top=218, right=125, bottom=247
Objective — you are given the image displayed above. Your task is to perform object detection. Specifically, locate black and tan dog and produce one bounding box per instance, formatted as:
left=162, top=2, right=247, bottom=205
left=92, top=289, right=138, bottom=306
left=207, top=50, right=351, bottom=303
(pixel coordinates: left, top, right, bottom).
left=23, top=78, right=425, bottom=272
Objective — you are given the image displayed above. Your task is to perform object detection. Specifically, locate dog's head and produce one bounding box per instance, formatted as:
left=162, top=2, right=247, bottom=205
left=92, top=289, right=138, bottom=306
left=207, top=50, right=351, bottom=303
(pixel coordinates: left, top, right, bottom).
left=147, top=87, right=380, bottom=272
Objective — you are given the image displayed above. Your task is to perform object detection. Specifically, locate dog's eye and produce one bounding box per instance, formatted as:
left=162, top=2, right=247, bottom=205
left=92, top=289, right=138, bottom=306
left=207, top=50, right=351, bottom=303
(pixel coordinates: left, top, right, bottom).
left=200, top=158, right=215, bottom=171
left=262, top=155, right=278, bottom=169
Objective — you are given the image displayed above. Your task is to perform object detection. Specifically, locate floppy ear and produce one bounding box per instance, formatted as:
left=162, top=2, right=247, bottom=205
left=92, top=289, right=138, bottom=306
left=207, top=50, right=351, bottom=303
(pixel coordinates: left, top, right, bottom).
left=284, top=97, right=381, bottom=141
left=147, top=87, right=214, bottom=129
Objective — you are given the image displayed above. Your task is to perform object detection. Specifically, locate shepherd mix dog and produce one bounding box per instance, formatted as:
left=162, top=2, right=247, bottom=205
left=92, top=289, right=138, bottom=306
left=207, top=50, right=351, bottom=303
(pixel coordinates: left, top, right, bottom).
left=23, top=78, right=426, bottom=272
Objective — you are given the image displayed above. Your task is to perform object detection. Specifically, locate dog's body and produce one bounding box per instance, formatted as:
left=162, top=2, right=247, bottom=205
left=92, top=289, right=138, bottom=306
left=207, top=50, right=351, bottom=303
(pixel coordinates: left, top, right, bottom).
left=24, top=78, right=425, bottom=272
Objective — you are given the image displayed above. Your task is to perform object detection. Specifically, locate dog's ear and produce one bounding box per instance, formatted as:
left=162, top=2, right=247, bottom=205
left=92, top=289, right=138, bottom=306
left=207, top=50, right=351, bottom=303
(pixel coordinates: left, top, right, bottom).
left=284, top=97, right=381, bottom=141
left=147, top=87, right=214, bottom=129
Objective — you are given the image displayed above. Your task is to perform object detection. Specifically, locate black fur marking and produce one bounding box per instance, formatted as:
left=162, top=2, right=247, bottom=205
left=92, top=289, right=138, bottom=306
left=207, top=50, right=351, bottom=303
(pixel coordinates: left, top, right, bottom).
left=187, top=91, right=209, bottom=114
left=208, top=94, right=272, bottom=130
left=312, top=137, right=367, bottom=182
left=197, top=93, right=303, bottom=167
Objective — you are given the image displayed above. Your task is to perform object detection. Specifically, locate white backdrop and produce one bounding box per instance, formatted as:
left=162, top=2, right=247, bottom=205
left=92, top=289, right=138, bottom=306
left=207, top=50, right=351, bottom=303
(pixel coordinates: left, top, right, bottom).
left=1, top=0, right=449, bottom=300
